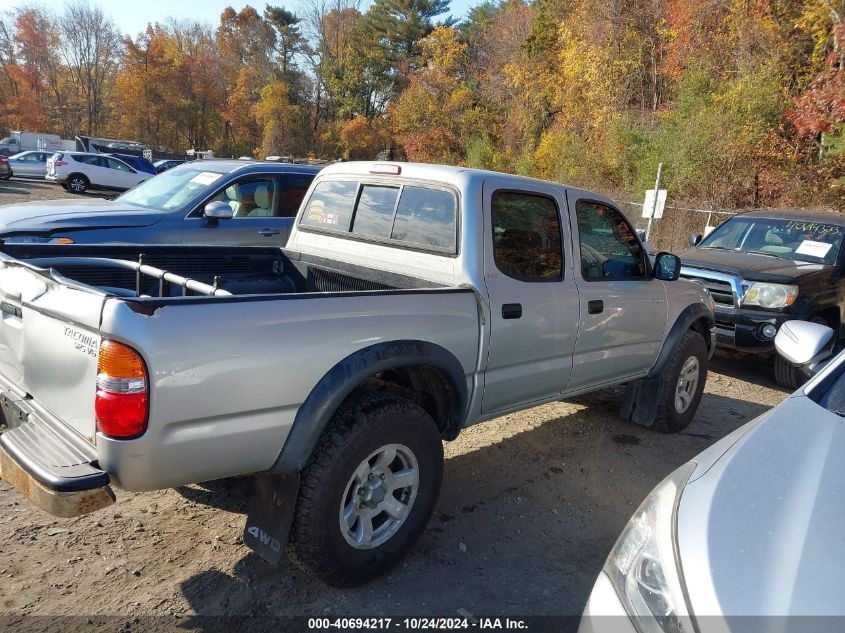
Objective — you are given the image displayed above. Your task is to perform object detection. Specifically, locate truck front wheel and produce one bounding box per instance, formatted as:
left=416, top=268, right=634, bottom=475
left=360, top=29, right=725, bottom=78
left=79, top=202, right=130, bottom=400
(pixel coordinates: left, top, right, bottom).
left=290, top=391, right=443, bottom=587
left=652, top=330, right=708, bottom=433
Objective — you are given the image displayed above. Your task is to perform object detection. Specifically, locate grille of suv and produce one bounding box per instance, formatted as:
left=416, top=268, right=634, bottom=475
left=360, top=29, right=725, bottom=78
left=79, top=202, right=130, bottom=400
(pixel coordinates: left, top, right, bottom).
left=680, top=271, right=738, bottom=307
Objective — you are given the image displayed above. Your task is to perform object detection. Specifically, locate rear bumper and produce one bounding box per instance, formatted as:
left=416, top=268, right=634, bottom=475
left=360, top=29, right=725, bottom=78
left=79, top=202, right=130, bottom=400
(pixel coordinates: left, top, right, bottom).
left=713, top=307, right=791, bottom=355
left=0, top=389, right=114, bottom=517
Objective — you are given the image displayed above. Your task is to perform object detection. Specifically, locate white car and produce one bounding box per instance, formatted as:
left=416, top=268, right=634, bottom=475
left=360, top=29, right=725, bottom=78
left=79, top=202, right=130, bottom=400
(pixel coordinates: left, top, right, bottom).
left=46, top=151, right=153, bottom=194
left=580, top=320, right=843, bottom=632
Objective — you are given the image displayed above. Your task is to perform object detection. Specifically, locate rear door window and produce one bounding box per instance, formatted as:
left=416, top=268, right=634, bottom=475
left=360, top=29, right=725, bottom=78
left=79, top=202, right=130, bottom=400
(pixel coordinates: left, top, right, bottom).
left=277, top=174, right=314, bottom=218
left=73, top=154, right=99, bottom=165
left=491, top=191, right=562, bottom=281
left=106, top=157, right=132, bottom=172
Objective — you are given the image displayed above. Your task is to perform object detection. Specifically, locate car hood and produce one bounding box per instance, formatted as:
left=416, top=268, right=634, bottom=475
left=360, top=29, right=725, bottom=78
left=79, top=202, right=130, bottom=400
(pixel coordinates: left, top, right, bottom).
left=677, top=395, right=845, bottom=616
left=0, top=198, right=165, bottom=234
left=679, top=247, right=833, bottom=283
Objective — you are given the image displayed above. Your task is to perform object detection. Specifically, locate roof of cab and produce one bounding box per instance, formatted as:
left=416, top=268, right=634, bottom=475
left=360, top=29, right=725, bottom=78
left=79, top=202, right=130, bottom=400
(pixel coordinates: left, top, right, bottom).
left=317, top=160, right=617, bottom=206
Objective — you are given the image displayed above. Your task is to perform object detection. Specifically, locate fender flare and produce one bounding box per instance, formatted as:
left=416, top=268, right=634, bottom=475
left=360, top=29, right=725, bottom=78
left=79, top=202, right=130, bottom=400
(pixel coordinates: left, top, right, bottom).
left=620, top=302, right=715, bottom=426
left=269, top=340, right=469, bottom=475
left=648, top=302, right=715, bottom=378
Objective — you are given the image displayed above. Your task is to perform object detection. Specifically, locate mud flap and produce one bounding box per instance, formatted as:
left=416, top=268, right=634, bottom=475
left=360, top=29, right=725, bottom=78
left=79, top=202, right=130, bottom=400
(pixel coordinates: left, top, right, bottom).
left=243, top=472, right=300, bottom=566
left=619, top=376, right=660, bottom=428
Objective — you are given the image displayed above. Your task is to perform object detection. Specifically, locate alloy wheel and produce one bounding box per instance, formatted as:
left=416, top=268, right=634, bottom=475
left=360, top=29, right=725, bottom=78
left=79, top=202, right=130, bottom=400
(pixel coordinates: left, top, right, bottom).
left=339, top=443, right=420, bottom=550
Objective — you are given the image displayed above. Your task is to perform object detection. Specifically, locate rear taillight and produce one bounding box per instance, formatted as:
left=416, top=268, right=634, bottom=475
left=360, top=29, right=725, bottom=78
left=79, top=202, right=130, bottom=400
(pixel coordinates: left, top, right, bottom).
left=54, top=160, right=67, bottom=166
left=95, top=340, right=148, bottom=438
left=0, top=157, right=7, bottom=163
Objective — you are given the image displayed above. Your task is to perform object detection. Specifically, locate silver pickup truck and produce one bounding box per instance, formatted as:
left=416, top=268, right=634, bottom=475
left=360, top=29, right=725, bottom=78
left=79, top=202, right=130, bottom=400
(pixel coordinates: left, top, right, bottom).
left=0, top=162, right=715, bottom=586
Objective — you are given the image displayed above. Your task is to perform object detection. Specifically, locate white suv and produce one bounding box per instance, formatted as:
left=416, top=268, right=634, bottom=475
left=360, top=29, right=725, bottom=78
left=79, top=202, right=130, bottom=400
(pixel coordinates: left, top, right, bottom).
left=46, top=151, right=153, bottom=194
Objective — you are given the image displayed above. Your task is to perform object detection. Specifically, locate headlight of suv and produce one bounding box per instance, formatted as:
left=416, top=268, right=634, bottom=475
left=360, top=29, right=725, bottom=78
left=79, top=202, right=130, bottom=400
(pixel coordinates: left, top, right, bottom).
left=741, top=282, right=797, bottom=309
left=605, top=462, right=695, bottom=633
left=2, top=236, right=74, bottom=244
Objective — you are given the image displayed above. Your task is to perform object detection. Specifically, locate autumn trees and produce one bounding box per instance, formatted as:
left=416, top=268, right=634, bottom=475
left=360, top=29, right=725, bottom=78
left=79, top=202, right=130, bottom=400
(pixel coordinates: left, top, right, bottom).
left=0, top=4, right=119, bottom=137
left=1, top=0, right=845, bottom=209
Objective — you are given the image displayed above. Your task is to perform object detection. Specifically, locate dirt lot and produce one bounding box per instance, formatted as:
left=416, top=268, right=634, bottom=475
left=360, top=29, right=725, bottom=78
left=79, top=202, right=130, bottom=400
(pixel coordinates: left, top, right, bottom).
left=0, top=179, right=788, bottom=625
left=0, top=177, right=106, bottom=206
left=0, top=364, right=787, bottom=623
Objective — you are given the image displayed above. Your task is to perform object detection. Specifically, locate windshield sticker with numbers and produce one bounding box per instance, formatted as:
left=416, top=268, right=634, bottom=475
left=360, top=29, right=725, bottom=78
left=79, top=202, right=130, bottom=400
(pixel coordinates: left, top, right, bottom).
left=795, top=240, right=833, bottom=258
left=189, top=171, right=223, bottom=186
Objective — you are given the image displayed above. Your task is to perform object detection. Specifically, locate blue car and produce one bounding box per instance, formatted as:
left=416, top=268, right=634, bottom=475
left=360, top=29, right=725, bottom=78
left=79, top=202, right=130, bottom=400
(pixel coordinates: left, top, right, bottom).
left=0, top=160, right=322, bottom=247
left=108, top=153, right=157, bottom=175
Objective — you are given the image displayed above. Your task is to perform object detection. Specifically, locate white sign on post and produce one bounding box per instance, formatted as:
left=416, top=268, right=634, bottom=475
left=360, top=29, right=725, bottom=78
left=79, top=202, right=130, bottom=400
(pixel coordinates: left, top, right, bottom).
left=642, top=189, right=667, bottom=219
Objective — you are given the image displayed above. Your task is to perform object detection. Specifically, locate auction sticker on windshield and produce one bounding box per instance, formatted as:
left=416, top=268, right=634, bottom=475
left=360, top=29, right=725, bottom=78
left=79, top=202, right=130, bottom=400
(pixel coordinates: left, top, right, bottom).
left=190, top=171, right=223, bottom=186
left=796, top=240, right=834, bottom=258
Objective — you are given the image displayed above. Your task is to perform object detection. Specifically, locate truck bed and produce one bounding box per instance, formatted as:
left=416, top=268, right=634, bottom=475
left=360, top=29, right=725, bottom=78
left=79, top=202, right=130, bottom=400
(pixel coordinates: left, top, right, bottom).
left=0, top=243, right=446, bottom=299
left=0, top=242, right=479, bottom=494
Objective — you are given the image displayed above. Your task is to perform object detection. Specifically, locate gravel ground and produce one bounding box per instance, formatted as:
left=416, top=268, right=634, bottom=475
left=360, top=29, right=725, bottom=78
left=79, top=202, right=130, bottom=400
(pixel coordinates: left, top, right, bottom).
left=0, top=177, right=106, bottom=206
left=0, top=179, right=790, bottom=626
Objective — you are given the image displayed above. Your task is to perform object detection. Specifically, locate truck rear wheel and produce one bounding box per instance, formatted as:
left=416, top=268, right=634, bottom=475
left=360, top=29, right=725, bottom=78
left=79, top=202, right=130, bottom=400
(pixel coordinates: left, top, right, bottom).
left=289, top=391, right=443, bottom=587
left=652, top=330, right=708, bottom=433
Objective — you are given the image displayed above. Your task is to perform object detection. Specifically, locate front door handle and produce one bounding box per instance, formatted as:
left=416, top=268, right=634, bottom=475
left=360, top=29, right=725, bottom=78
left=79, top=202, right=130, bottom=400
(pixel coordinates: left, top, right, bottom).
left=258, top=228, right=282, bottom=237
left=588, top=300, right=604, bottom=315
left=502, top=303, right=522, bottom=319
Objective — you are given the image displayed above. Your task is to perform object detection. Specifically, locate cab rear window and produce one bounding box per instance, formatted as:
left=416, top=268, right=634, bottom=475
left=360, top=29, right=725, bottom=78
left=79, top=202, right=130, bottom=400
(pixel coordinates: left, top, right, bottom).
left=300, top=180, right=358, bottom=230
left=299, top=180, right=458, bottom=253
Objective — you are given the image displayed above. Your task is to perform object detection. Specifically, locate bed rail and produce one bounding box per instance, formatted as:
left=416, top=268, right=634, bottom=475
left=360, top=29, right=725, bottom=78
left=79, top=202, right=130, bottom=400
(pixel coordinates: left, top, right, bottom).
left=24, top=254, right=232, bottom=297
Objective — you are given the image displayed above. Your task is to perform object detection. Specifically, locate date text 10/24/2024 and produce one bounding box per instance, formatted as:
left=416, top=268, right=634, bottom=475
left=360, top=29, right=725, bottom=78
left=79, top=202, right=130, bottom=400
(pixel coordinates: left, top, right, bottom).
left=307, top=618, right=529, bottom=630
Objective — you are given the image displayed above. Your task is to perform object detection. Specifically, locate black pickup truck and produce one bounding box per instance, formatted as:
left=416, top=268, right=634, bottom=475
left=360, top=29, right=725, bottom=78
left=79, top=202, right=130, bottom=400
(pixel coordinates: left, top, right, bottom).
left=679, top=209, right=845, bottom=388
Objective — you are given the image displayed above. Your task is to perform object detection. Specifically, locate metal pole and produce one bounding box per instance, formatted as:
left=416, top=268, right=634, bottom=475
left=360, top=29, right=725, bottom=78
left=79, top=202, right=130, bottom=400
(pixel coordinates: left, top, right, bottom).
left=645, top=162, right=664, bottom=242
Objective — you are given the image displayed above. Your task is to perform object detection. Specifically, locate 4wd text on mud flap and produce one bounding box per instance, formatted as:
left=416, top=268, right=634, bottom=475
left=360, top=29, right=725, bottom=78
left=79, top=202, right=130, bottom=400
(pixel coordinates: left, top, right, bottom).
left=247, top=526, right=281, bottom=553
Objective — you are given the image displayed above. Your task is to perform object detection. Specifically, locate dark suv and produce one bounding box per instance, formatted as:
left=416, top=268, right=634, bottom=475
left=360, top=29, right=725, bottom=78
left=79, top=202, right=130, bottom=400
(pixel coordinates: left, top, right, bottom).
left=680, top=209, right=845, bottom=387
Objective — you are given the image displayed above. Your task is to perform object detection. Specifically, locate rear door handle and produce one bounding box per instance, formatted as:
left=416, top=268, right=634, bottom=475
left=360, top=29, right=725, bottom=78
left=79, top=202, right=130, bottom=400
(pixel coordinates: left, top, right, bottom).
left=258, top=228, right=282, bottom=237
left=502, top=303, right=522, bottom=319
left=588, top=300, right=604, bottom=315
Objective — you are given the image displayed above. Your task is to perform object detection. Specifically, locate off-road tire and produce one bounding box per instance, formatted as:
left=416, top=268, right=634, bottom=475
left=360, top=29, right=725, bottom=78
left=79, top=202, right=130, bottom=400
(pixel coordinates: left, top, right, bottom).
left=67, top=174, right=88, bottom=194
left=289, top=391, right=443, bottom=587
left=652, top=330, right=708, bottom=433
left=773, top=353, right=804, bottom=390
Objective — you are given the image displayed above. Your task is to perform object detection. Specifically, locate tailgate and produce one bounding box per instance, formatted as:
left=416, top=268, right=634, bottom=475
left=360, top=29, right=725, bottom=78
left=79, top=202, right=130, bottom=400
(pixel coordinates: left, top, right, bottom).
left=0, top=260, right=105, bottom=440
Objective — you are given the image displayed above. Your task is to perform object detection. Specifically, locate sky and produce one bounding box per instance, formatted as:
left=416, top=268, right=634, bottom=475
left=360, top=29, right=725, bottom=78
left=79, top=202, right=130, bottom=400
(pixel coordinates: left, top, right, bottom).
left=2, top=0, right=477, bottom=37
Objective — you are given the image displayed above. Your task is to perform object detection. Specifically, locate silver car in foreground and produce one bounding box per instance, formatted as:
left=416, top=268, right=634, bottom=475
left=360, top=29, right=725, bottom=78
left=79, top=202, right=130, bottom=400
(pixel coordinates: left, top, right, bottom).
left=580, top=320, right=843, bottom=631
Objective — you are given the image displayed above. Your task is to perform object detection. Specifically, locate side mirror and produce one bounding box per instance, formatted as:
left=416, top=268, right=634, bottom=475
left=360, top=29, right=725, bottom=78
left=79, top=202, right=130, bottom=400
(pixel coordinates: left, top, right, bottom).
left=653, top=252, right=681, bottom=281
left=689, top=233, right=703, bottom=247
left=775, top=321, right=835, bottom=371
left=204, top=200, right=234, bottom=220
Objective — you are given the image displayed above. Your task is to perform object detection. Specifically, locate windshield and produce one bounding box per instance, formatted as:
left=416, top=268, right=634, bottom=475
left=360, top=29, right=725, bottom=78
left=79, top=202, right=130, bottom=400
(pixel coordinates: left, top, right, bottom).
left=117, top=164, right=231, bottom=210
left=700, top=216, right=844, bottom=265
left=1, top=137, right=13, bottom=144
